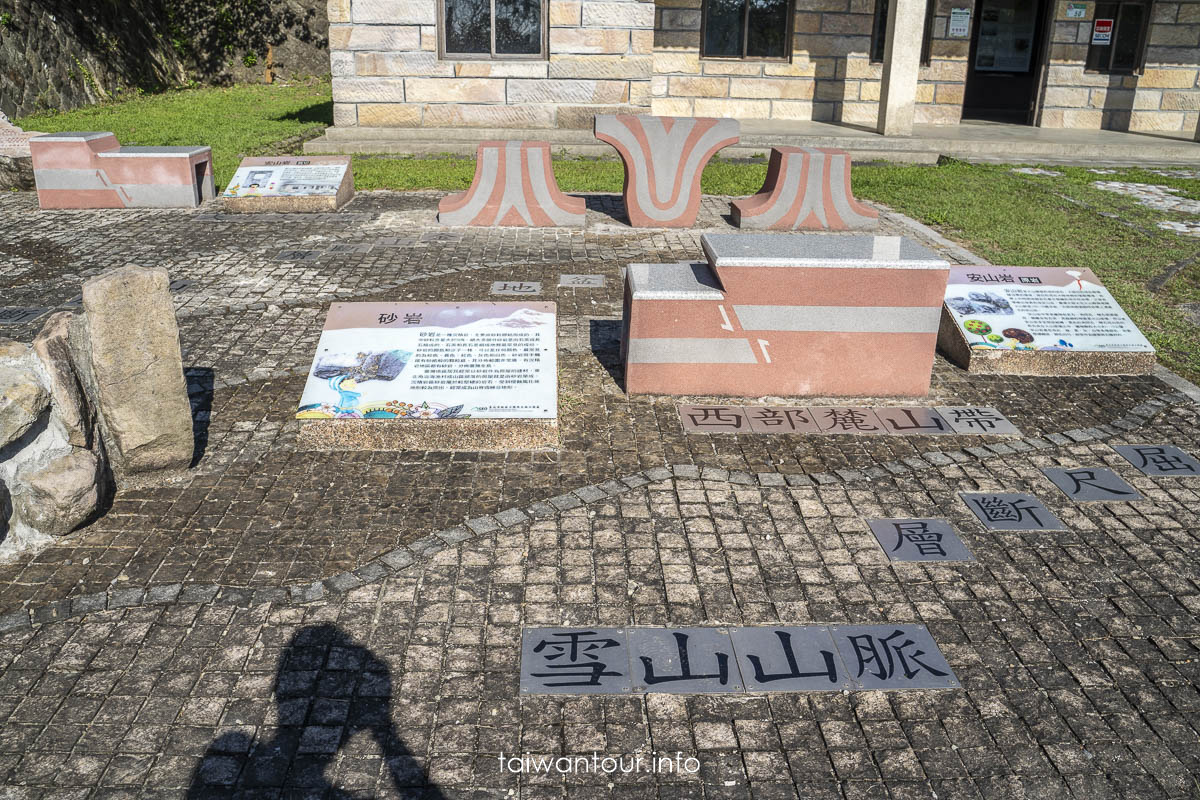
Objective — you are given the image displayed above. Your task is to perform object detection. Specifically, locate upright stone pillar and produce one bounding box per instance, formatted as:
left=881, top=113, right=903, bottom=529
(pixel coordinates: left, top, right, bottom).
left=876, top=0, right=927, bottom=137
left=1194, top=114, right=1199, bottom=143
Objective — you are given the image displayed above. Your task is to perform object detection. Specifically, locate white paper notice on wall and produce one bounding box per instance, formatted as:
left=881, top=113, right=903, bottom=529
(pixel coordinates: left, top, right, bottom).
left=1092, top=18, right=1113, bottom=44
left=949, top=8, right=971, bottom=37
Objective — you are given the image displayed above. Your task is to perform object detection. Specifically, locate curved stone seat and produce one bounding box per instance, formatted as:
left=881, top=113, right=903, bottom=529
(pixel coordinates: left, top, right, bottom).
left=437, top=141, right=585, bottom=227
left=732, top=147, right=878, bottom=231
left=594, top=115, right=740, bottom=228
left=30, top=132, right=214, bottom=209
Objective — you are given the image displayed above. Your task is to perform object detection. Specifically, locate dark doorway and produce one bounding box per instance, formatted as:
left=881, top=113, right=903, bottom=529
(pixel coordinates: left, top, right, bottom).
left=962, top=0, right=1049, bottom=123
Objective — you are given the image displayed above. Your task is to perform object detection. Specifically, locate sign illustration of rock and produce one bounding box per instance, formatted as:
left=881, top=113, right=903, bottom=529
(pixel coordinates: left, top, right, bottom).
left=223, top=155, right=354, bottom=213
left=437, top=141, right=584, bottom=227
left=732, top=147, right=879, bottom=231
left=623, top=234, right=950, bottom=397
left=29, top=132, right=215, bottom=209
left=594, top=115, right=740, bottom=228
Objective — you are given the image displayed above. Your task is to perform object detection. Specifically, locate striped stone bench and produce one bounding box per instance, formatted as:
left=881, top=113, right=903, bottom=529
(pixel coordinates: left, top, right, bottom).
left=622, top=233, right=950, bottom=397
left=732, top=147, right=879, bottom=231
left=437, top=141, right=585, bottom=227
left=594, top=115, right=740, bottom=228
left=30, top=132, right=214, bottom=209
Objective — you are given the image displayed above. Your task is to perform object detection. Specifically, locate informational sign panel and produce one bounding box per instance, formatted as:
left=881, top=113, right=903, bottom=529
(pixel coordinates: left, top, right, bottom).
left=1092, top=18, right=1114, bottom=44
left=974, top=0, right=1037, bottom=72
left=949, top=8, right=972, bottom=37
left=224, top=159, right=348, bottom=198
left=297, top=302, right=557, bottom=420
left=943, top=266, right=1154, bottom=354
left=1065, top=2, right=1086, bottom=17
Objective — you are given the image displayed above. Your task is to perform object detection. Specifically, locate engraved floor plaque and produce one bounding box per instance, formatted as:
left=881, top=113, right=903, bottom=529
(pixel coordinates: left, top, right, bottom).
left=558, top=274, right=605, bottom=288
left=745, top=406, right=821, bottom=434
left=867, top=519, right=974, bottom=562
left=0, top=307, right=49, bottom=326
left=961, top=492, right=1065, bottom=530
left=811, top=407, right=886, bottom=434
left=520, top=628, right=631, bottom=694
left=874, top=407, right=953, bottom=435
left=729, top=627, right=850, bottom=691
left=1042, top=467, right=1143, bottom=501
left=830, top=624, right=959, bottom=690
left=628, top=628, right=743, bottom=693
left=491, top=281, right=543, bottom=296
left=275, top=249, right=322, bottom=262
left=678, top=405, right=749, bottom=433
left=1112, top=445, right=1200, bottom=477
left=936, top=407, right=1020, bottom=435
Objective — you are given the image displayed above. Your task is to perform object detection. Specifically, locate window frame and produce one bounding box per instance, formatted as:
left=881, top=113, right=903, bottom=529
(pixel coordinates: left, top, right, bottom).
left=1084, top=0, right=1150, bottom=75
left=437, top=0, right=549, bottom=61
left=869, top=0, right=936, bottom=66
left=699, top=0, right=798, bottom=62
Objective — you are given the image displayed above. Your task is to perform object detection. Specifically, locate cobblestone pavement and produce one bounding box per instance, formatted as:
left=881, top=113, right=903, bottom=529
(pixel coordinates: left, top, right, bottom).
left=2, top=190, right=1200, bottom=797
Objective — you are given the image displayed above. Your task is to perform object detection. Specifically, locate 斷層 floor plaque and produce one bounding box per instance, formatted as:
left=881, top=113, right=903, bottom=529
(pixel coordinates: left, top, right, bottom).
left=296, top=301, right=557, bottom=451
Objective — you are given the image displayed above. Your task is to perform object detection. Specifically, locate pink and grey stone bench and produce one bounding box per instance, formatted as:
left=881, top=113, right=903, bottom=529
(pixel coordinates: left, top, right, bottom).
left=30, top=132, right=215, bottom=209
left=733, top=146, right=878, bottom=230
left=595, top=114, right=740, bottom=228
left=437, top=140, right=585, bottom=227
left=621, top=233, right=950, bottom=397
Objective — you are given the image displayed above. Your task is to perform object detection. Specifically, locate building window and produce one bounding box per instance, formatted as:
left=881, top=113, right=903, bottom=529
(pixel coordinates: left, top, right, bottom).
left=701, top=0, right=796, bottom=60
left=440, top=0, right=546, bottom=59
left=1086, top=1, right=1149, bottom=74
left=870, top=0, right=936, bottom=65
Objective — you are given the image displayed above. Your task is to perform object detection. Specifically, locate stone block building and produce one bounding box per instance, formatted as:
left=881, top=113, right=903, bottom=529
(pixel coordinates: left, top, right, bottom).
left=327, top=0, right=1200, bottom=136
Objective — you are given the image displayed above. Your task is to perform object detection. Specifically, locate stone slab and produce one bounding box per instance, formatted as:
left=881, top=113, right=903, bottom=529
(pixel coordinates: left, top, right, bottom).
left=678, top=405, right=750, bottom=433
left=0, top=308, right=50, bottom=326
left=491, top=281, right=542, bottom=295
left=873, top=407, right=953, bottom=435
left=558, top=274, right=605, bottom=288
left=297, top=418, right=558, bottom=451
left=701, top=234, right=946, bottom=269
left=728, top=626, right=851, bottom=691
left=961, top=492, right=1066, bottom=531
left=867, top=519, right=974, bottom=561
left=628, top=627, right=744, bottom=693
left=1042, top=467, right=1143, bottom=500
left=936, top=406, right=1021, bottom=435
left=222, top=156, right=354, bottom=213
left=626, top=262, right=724, bottom=300
left=275, top=250, right=323, bottom=262
left=810, top=407, right=887, bottom=434
left=744, top=406, right=820, bottom=434
left=830, top=624, right=960, bottom=690
left=520, top=628, right=632, bottom=694
left=1111, top=444, right=1200, bottom=476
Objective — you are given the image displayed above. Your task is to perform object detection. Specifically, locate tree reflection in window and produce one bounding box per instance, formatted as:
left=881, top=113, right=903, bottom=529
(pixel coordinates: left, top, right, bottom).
left=702, top=0, right=793, bottom=59
left=443, top=0, right=544, bottom=57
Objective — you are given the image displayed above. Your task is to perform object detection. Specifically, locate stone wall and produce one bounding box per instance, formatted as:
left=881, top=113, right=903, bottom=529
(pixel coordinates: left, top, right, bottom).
left=1039, top=0, right=1200, bottom=131
left=650, top=0, right=968, bottom=126
left=0, top=0, right=329, bottom=119
left=328, top=0, right=654, bottom=128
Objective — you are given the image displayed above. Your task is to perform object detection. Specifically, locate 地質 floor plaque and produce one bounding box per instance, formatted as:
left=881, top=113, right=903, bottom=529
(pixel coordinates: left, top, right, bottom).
left=296, top=301, right=557, bottom=451
left=222, top=156, right=354, bottom=213
left=938, top=266, right=1156, bottom=376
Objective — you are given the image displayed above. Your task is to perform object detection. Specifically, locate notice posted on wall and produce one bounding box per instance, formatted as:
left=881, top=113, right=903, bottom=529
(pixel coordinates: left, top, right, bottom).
left=297, top=302, right=557, bottom=420
left=944, top=267, right=1154, bottom=353
left=223, top=160, right=348, bottom=198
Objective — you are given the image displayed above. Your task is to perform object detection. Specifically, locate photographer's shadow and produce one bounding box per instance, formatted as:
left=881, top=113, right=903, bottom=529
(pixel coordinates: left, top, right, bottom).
left=187, top=623, right=442, bottom=799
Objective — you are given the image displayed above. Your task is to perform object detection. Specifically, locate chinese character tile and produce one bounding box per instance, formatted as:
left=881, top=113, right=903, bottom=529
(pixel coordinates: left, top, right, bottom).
left=324, top=243, right=374, bottom=255
left=558, top=274, right=605, bottom=288
left=628, top=627, right=743, bottom=693
left=1042, top=467, right=1143, bottom=501
left=867, top=519, right=974, bottom=562
left=678, top=405, right=749, bottom=434
left=0, top=307, right=49, bottom=326
left=168, top=279, right=196, bottom=292
left=520, top=628, right=631, bottom=695
left=491, top=281, right=543, bottom=296
left=275, top=249, right=321, bottom=262
left=1112, top=445, right=1200, bottom=477
left=744, top=406, right=820, bottom=434
left=935, top=407, right=1021, bottom=435
left=960, top=493, right=1066, bottom=531
left=830, top=625, right=959, bottom=690
left=810, top=407, right=886, bottom=435
left=728, top=626, right=850, bottom=691
left=873, top=407, right=953, bottom=436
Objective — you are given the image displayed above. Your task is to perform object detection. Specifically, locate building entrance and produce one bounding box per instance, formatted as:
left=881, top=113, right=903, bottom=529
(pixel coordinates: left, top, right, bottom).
left=962, top=0, right=1049, bottom=124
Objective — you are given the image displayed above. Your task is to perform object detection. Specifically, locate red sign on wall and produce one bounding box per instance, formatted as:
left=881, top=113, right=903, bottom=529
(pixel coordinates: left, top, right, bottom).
left=1092, top=18, right=1114, bottom=44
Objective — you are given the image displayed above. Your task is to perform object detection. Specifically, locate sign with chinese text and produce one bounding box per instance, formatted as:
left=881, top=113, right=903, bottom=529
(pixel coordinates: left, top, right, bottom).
left=298, top=302, right=556, bottom=420
left=679, top=405, right=1017, bottom=436
left=1112, top=444, right=1200, bottom=476
left=961, top=492, right=1065, bottom=531
left=867, top=519, right=974, bottom=562
left=1042, top=467, right=1142, bottom=501
left=0, top=307, right=49, bottom=326
left=949, top=7, right=972, bottom=37
left=1092, top=18, right=1113, bottom=44
left=520, top=625, right=959, bottom=694
left=944, top=267, right=1153, bottom=354
left=224, top=157, right=349, bottom=198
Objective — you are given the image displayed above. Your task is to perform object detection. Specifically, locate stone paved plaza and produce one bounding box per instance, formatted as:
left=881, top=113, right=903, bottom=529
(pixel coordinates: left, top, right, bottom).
left=2, top=190, right=1200, bottom=798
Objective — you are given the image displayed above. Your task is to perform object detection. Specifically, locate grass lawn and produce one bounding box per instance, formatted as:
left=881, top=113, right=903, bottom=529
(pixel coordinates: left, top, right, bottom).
left=15, top=81, right=333, bottom=189
left=14, top=82, right=1200, bottom=382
